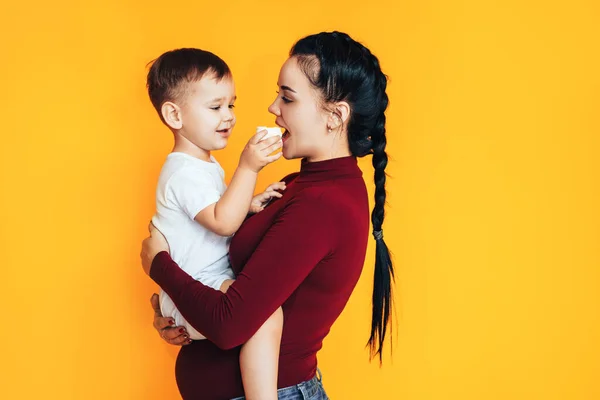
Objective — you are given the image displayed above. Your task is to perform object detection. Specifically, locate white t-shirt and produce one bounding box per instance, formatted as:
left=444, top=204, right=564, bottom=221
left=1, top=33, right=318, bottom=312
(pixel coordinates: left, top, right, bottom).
left=151, top=152, right=234, bottom=289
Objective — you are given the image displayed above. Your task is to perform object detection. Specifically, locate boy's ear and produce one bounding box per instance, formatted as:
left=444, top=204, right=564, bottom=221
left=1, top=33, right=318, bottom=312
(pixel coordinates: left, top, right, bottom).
left=161, top=102, right=182, bottom=130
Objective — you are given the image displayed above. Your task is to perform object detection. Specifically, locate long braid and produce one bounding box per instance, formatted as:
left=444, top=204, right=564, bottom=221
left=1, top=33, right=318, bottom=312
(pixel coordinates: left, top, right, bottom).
left=369, top=82, right=394, bottom=363
left=291, top=31, right=395, bottom=363
left=363, top=48, right=394, bottom=362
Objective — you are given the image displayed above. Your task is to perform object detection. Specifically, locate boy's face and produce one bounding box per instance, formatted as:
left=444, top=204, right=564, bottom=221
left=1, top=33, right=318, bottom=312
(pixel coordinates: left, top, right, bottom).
left=178, top=74, right=236, bottom=152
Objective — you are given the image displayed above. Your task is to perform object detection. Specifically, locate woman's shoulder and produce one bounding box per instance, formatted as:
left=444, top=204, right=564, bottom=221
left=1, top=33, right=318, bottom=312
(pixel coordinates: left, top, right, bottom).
left=291, top=182, right=367, bottom=215
left=280, top=172, right=300, bottom=184
left=285, top=185, right=369, bottom=242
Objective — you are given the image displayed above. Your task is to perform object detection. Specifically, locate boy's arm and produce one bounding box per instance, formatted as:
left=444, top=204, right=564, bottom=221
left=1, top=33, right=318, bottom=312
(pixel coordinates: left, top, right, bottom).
left=195, top=131, right=282, bottom=236
left=194, top=166, right=258, bottom=236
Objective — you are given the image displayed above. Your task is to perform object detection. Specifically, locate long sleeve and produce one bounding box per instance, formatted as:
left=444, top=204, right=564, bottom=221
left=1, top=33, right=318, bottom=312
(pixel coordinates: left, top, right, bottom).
left=150, top=190, right=337, bottom=350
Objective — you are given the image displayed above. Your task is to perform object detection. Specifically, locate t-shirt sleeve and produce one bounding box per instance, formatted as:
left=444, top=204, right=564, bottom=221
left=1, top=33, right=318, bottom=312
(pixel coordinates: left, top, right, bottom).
left=167, top=167, right=221, bottom=220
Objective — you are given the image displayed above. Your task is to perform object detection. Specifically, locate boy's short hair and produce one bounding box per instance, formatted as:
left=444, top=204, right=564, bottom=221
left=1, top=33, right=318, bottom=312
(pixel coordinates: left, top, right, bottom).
left=146, top=48, right=231, bottom=124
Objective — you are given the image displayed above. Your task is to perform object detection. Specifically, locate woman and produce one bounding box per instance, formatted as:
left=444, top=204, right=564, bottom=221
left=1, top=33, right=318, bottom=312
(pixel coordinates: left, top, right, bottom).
left=141, top=31, right=394, bottom=399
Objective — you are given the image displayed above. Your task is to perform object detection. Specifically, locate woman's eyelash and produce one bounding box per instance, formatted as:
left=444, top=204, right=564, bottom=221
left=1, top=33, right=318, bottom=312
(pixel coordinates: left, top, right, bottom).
left=276, top=91, right=292, bottom=103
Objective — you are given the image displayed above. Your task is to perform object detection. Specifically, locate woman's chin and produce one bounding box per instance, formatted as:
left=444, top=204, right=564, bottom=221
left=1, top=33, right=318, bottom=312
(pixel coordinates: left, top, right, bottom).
left=282, top=149, right=301, bottom=160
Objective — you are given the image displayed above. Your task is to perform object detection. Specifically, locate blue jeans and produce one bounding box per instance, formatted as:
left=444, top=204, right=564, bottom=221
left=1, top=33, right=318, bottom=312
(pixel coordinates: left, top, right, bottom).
left=231, top=369, right=329, bottom=400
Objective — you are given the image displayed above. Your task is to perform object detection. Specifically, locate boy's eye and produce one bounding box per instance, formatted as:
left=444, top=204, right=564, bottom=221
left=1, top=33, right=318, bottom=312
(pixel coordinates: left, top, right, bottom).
left=229, top=104, right=235, bottom=109
left=210, top=106, right=220, bottom=110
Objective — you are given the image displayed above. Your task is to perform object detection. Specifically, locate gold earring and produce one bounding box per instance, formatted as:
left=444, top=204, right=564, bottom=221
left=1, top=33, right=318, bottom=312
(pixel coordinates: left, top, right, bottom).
left=328, top=112, right=335, bottom=132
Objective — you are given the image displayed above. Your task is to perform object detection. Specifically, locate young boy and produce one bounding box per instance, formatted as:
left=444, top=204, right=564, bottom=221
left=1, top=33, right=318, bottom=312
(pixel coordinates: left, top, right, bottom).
left=146, top=48, right=283, bottom=400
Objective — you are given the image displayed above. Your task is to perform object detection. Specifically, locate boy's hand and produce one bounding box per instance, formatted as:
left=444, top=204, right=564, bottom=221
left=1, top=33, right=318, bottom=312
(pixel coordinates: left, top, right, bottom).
left=239, top=130, right=283, bottom=173
left=249, top=181, right=286, bottom=213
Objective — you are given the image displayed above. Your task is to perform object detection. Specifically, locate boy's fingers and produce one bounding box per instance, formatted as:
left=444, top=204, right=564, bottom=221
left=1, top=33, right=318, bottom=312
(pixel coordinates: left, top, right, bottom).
left=265, top=153, right=283, bottom=163
left=267, top=191, right=283, bottom=198
left=258, top=135, right=282, bottom=149
left=267, top=182, right=286, bottom=191
left=263, top=140, right=283, bottom=155
left=250, top=130, right=268, bottom=144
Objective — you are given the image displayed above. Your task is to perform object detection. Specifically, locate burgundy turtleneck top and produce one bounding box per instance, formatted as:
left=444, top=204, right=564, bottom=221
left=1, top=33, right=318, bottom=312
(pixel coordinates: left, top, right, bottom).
left=150, top=156, right=369, bottom=399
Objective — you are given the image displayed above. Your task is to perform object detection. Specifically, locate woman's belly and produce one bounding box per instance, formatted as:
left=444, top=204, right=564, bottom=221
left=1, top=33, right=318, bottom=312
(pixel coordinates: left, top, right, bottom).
left=174, top=337, right=318, bottom=399
left=176, top=340, right=243, bottom=400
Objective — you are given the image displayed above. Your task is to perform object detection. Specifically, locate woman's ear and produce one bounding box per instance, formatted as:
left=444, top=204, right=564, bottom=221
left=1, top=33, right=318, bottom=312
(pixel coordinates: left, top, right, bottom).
left=328, top=101, right=350, bottom=130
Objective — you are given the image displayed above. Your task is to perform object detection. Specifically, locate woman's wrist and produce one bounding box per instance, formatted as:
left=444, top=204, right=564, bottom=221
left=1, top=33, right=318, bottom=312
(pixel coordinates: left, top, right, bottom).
left=149, top=250, right=171, bottom=280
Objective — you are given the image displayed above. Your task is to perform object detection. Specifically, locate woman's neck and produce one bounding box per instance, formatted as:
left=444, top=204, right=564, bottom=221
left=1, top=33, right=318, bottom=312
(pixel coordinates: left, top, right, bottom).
left=306, top=140, right=352, bottom=162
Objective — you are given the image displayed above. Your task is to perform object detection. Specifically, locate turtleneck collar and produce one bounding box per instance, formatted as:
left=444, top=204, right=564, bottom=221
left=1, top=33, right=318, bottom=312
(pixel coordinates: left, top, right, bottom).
left=296, top=156, right=362, bottom=183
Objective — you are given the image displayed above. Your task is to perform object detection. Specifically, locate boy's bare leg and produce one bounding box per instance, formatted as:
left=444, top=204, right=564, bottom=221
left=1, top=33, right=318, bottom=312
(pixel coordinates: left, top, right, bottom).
left=239, top=308, right=283, bottom=400
left=219, top=280, right=283, bottom=400
left=219, top=279, right=235, bottom=293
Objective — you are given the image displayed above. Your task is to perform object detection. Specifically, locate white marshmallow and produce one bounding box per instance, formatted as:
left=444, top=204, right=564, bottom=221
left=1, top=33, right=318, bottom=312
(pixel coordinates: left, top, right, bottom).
left=257, top=126, right=283, bottom=140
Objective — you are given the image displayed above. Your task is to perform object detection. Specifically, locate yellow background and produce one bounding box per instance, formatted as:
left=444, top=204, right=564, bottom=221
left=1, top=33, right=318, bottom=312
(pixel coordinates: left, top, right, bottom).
left=1, top=0, right=599, bottom=399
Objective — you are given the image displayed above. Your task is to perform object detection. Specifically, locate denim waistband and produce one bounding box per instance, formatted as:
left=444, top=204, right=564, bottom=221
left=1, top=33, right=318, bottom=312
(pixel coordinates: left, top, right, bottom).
left=231, top=368, right=324, bottom=400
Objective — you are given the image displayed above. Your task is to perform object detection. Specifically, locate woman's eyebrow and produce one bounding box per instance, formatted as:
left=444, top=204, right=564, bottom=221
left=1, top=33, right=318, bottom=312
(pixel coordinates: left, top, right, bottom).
left=281, top=85, right=297, bottom=93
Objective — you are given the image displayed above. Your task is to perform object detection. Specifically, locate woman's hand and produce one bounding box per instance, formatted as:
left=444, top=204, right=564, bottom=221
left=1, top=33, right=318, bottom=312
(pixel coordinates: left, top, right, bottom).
left=141, top=223, right=169, bottom=276
left=150, top=293, right=192, bottom=346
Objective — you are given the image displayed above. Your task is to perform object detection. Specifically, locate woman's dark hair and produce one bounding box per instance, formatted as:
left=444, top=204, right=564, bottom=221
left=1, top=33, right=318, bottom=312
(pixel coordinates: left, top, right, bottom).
left=291, top=31, right=394, bottom=363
